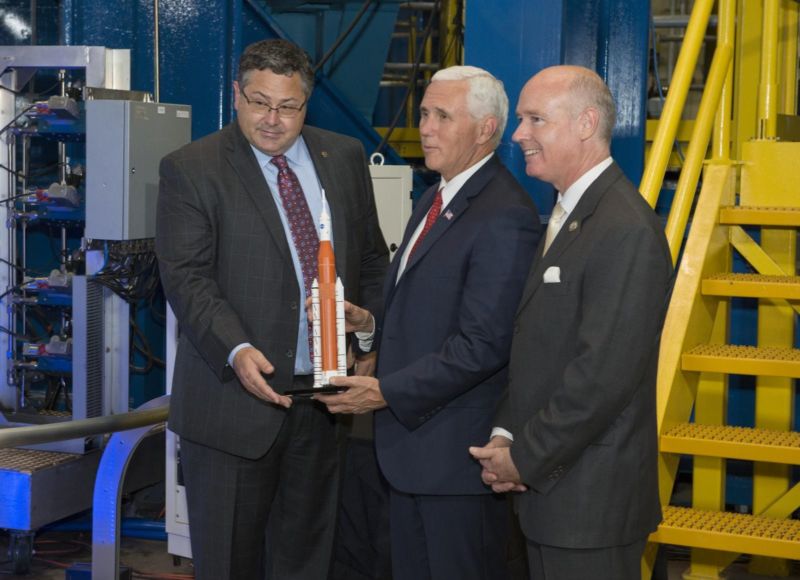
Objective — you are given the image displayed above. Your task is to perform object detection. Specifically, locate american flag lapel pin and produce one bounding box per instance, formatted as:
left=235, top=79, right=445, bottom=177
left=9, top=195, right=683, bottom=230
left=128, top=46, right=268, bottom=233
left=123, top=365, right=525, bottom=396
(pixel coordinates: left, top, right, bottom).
left=444, top=209, right=454, bottom=220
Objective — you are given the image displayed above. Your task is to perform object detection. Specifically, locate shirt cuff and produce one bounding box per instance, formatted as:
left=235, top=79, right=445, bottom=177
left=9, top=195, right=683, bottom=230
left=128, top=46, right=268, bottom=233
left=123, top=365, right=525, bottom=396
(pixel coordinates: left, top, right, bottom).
left=491, top=427, right=514, bottom=442
left=354, top=314, right=376, bottom=351
left=228, top=342, right=253, bottom=367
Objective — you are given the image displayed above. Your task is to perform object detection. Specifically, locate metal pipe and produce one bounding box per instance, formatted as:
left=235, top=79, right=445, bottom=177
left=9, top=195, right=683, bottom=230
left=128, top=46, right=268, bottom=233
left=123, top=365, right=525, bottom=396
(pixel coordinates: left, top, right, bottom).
left=780, top=1, right=798, bottom=116
left=400, top=2, right=436, bottom=9
left=758, top=0, right=780, bottom=138
left=0, top=402, right=169, bottom=448
left=712, top=0, right=735, bottom=162
left=640, top=0, right=715, bottom=208
left=384, top=62, right=439, bottom=71
left=153, top=0, right=160, bottom=102
left=664, top=43, right=733, bottom=264
left=653, top=15, right=717, bottom=28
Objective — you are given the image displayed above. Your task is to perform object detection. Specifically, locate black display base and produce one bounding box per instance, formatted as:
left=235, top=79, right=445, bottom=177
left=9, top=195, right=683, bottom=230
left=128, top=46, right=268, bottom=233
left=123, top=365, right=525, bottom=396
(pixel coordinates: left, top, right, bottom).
left=286, top=384, right=349, bottom=398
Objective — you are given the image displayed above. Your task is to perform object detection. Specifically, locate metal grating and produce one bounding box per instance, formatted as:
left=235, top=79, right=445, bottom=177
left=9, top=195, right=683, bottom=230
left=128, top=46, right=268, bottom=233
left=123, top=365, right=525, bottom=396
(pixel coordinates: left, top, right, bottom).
left=720, top=205, right=800, bottom=226
left=661, top=423, right=800, bottom=464
left=0, top=448, right=80, bottom=473
left=85, top=280, right=104, bottom=418
left=682, top=344, right=800, bottom=378
left=702, top=273, right=800, bottom=299
left=652, top=506, right=800, bottom=559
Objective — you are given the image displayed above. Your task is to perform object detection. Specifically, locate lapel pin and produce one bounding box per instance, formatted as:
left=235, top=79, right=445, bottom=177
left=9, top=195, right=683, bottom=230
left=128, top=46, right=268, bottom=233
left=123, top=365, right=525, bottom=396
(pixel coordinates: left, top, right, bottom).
left=444, top=209, right=454, bottom=220
left=321, top=151, right=329, bottom=158
left=568, top=220, right=578, bottom=232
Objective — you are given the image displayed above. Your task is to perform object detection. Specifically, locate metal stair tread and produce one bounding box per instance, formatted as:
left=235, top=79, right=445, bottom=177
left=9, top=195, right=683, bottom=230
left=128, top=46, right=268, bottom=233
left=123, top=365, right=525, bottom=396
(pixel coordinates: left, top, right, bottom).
left=661, top=423, right=800, bottom=464
left=702, top=273, right=800, bottom=299
left=682, top=344, right=800, bottom=377
left=720, top=205, right=800, bottom=226
left=651, top=506, right=800, bottom=559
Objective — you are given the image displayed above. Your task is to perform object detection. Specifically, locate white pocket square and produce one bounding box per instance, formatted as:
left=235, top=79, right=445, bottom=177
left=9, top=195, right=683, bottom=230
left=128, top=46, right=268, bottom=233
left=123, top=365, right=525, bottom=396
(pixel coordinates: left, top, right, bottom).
left=543, top=266, right=561, bottom=284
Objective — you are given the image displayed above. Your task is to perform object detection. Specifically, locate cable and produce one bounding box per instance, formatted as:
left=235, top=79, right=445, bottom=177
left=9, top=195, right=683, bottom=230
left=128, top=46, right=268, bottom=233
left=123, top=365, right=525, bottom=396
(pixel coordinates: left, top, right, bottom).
left=313, top=0, right=375, bottom=74
left=374, top=1, right=440, bottom=156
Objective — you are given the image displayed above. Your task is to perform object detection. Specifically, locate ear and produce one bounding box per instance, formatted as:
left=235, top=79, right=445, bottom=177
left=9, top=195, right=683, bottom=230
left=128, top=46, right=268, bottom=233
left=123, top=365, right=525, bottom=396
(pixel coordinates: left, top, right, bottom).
left=233, top=81, right=241, bottom=112
left=476, top=116, right=498, bottom=145
left=578, top=107, right=600, bottom=140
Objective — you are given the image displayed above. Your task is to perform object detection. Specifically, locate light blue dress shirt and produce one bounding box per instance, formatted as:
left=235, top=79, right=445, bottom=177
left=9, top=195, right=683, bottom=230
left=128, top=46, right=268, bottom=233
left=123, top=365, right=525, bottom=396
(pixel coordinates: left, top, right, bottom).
left=229, top=136, right=324, bottom=375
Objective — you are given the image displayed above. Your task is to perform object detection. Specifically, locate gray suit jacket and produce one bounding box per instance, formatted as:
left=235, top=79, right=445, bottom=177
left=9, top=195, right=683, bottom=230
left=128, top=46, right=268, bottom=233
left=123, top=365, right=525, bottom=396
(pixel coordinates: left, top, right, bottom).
left=156, top=122, right=388, bottom=459
left=496, top=162, right=672, bottom=548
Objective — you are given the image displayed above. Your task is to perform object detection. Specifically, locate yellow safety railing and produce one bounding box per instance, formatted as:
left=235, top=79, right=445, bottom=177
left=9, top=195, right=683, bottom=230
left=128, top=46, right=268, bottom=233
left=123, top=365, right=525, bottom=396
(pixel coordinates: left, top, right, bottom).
left=640, top=0, right=715, bottom=208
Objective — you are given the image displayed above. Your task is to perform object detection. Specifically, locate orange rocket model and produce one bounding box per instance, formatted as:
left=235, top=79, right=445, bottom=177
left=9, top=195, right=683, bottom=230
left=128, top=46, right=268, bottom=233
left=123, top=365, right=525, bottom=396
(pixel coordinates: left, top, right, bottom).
left=312, top=200, right=347, bottom=387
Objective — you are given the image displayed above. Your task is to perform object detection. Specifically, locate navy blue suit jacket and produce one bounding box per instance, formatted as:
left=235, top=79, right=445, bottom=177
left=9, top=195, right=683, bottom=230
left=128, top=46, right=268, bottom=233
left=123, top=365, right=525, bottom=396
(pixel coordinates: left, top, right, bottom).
left=374, top=154, right=541, bottom=495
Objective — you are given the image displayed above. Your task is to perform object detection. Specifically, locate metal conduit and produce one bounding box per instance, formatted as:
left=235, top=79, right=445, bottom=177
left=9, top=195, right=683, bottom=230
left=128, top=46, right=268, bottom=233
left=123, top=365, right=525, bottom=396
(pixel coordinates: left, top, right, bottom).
left=0, top=402, right=169, bottom=448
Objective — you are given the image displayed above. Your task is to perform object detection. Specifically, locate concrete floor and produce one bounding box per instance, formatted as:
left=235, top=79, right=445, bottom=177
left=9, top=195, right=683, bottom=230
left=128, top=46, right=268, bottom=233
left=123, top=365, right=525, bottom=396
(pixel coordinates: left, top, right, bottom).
left=1, top=531, right=798, bottom=580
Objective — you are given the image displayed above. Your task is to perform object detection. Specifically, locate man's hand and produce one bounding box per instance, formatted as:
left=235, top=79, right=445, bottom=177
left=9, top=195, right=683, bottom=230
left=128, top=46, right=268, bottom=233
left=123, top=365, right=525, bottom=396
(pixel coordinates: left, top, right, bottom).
left=305, top=298, right=374, bottom=334
left=469, top=438, right=527, bottom=493
left=232, top=346, right=291, bottom=408
left=316, top=375, right=386, bottom=414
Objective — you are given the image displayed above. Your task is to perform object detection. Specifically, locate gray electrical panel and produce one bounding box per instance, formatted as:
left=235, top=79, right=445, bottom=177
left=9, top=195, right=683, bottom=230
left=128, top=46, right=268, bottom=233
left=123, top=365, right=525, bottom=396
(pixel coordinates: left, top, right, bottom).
left=86, top=100, right=191, bottom=240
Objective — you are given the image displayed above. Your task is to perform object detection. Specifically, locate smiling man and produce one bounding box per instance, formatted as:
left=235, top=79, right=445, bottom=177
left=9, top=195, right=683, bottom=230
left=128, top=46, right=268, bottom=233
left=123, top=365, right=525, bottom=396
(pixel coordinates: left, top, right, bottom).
left=470, top=65, right=673, bottom=580
left=319, top=66, right=541, bottom=580
left=155, top=39, right=388, bottom=580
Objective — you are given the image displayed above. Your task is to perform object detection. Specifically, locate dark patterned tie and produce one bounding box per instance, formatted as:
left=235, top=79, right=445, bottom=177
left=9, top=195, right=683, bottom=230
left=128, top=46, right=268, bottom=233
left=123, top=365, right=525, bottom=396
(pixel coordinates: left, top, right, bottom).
left=271, top=154, right=319, bottom=361
left=408, top=189, right=443, bottom=260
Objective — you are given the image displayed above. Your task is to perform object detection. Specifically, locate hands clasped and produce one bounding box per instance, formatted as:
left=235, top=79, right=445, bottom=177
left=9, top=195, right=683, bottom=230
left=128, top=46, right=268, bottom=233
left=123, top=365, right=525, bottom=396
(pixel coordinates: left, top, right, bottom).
left=469, top=437, right=528, bottom=493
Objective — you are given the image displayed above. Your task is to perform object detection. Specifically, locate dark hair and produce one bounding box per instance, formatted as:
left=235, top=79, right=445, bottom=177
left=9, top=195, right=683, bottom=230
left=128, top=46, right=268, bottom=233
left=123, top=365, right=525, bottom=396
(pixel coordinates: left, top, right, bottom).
left=237, top=39, right=314, bottom=97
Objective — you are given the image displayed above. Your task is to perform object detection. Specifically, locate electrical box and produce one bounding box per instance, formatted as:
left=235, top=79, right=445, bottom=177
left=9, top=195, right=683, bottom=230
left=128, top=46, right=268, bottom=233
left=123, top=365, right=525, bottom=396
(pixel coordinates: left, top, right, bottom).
left=86, top=101, right=191, bottom=240
left=368, top=161, right=413, bottom=256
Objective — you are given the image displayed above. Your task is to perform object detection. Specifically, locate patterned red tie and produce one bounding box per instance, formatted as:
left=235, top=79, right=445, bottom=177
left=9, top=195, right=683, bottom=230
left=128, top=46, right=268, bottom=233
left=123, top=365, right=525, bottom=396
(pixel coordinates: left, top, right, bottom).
left=408, top=189, right=443, bottom=260
left=271, top=154, right=319, bottom=360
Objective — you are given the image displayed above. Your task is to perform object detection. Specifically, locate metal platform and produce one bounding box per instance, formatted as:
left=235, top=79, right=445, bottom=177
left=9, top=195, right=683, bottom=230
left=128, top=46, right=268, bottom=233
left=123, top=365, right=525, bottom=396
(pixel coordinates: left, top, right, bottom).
left=719, top=205, right=800, bottom=226
left=660, top=423, right=800, bottom=464
left=682, top=343, right=800, bottom=378
left=0, top=430, right=164, bottom=532
left=702, top=273, right=800, bottom=299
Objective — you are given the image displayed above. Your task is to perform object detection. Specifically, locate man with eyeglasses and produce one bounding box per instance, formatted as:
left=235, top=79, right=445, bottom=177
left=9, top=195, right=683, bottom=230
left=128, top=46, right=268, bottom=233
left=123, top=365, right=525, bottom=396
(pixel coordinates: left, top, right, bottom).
left=156, top=38, right=388, bottom=580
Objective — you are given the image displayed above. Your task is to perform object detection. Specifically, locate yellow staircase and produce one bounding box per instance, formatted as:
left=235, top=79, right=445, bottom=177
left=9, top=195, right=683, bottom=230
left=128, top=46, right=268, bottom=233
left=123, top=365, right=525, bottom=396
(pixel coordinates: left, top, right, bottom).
left=640, top=1, right=800, bottom=577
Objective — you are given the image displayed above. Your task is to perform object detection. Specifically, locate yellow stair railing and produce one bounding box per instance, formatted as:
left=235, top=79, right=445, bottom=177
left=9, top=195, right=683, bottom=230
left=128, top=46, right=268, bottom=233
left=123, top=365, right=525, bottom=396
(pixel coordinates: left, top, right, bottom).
left=641, top=0, right=800, bottom=578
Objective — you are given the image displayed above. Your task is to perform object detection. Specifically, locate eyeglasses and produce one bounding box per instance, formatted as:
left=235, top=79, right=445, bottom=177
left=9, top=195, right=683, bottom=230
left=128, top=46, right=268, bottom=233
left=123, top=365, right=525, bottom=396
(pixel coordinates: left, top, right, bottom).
left=240, top=90, right=307, bottom=118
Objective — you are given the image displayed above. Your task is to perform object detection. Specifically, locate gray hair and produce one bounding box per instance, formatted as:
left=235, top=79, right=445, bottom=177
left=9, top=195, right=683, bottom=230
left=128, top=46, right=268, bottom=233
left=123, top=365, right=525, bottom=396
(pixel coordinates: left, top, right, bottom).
left=238, top=39, right=314, bottom=97
left=431, top=65, right=509, bottom=146
left=568, top=69, right=616, bottom=143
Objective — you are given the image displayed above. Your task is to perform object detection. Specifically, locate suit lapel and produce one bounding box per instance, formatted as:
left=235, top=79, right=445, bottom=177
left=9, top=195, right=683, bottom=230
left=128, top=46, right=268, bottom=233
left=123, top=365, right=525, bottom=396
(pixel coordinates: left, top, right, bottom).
left=516, top=162, right=625, bottom=315
left=402, top=155, right=501, bottom=275
left=225, top=123, right=293, bottom=263
left=303, top=127, right=347, bottom=276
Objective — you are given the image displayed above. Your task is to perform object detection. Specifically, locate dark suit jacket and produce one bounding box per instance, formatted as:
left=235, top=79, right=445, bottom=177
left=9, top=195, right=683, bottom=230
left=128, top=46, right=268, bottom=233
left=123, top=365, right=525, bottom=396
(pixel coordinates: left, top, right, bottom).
left=374, top=155, right=541, bottom=495
left=496, top=162, right=672, bottom=548
left=156, top=122, right=388, bottom=459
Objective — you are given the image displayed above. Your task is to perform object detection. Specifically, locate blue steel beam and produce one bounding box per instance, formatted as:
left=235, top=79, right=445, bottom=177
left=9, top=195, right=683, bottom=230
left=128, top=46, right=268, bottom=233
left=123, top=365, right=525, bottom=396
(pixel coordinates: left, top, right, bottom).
left=466, top=0, right=650, bottom=212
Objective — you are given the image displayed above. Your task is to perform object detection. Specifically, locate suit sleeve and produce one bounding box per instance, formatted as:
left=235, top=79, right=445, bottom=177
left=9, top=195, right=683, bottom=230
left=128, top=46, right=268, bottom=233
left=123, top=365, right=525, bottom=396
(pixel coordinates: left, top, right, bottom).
left=380, top=204, right=540, bottom=430
left=155, top=154, right=249, bottom=381
left=510, top=223, right=671, bottom=493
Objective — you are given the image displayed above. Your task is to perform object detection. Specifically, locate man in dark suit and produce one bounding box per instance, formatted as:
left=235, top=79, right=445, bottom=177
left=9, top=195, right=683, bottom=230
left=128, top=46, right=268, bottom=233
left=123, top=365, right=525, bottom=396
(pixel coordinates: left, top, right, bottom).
left=470, top=65, right=673, bottom=579
left=155, top=39, right=388, bottom=580
left=320, top=66, right=541, bottom=580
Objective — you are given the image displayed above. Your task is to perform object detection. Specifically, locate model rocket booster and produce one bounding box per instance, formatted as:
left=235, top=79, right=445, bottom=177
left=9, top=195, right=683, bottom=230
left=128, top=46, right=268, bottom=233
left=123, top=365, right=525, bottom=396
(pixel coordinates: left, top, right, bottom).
left=312, top=196, right=347, bottom=387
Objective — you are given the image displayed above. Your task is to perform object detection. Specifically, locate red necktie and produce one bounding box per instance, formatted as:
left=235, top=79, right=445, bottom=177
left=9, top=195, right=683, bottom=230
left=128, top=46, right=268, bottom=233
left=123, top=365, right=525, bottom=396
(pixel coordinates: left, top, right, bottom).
left=408, top=189, right=443, bottom=260
left=271, top=154, right=319, bottom=360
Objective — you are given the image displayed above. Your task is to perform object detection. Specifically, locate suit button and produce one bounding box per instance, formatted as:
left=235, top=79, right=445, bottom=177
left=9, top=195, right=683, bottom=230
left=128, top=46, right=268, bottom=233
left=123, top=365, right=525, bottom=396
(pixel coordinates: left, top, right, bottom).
left=285, top=349, right=294, bottom=358
left=290, top=302, right=298, bottom=310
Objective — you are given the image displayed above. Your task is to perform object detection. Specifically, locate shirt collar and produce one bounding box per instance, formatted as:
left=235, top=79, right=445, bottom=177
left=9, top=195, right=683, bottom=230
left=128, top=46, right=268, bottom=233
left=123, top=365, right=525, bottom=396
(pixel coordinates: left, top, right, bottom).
left=437, top=152, right=494, bottom=208
left=251, top=135, right=311, bottom=169
left=557, top=156, right=613, bottom=215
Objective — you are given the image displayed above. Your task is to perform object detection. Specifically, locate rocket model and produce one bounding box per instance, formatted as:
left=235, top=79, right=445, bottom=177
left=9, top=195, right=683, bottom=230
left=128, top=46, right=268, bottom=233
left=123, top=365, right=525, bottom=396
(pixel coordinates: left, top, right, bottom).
left=312, top=197, right=347, bottom=387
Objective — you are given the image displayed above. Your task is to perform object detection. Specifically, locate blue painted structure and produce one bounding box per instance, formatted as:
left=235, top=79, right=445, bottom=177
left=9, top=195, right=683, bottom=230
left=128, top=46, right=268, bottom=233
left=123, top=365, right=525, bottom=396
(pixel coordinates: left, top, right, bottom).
left=465, top=0, right=650, bottom=214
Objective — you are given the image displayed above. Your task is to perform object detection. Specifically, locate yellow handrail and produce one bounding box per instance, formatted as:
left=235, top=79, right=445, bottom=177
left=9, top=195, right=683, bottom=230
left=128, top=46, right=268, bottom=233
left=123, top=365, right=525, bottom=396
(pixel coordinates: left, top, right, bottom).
left=664, top=43, right=733, bottom=264
left=758, top=0, right=780, bottom=138
left=712, top=0, right=735, bottom=162
left=640, top=0, right=715, bottom=207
